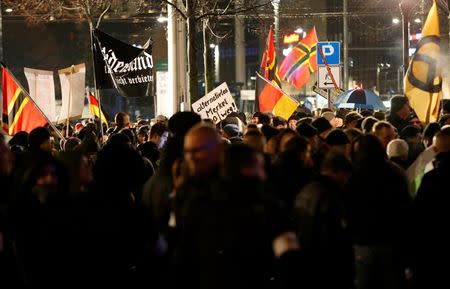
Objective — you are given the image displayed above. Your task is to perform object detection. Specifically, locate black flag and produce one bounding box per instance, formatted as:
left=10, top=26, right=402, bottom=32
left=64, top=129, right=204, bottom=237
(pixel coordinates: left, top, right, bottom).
left=93, top=29, right=153, bottom=98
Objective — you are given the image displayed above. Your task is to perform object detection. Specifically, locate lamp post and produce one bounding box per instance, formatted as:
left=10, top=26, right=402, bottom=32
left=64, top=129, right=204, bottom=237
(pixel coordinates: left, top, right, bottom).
left=343, top=0, right=348, bottom=90
left=399, top=0, right=414, bottom=75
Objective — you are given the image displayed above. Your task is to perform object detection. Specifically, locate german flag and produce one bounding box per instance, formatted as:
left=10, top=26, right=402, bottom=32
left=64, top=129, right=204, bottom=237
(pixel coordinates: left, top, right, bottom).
left=279, top=27, right=318, bottom=90
left=2, top=67, right=47, bottom=135
left=255, top=26, right=298, bottom=119
left=256, top=72, right=299, bottom=120
left=88, top=94, right=108, bottom=126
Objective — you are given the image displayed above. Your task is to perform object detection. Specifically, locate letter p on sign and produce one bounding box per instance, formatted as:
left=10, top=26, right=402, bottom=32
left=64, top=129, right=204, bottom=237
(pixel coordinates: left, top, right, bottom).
left=317, top=42, right=340, bottom=65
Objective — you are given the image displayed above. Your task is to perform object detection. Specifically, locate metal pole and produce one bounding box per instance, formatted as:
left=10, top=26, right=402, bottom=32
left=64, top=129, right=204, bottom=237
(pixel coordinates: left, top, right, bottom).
left=1, top=63, right=65, bottom=140
left=400, top=1, right=412, bottom=75
left=66, top=65, right=74, bottom=138
left=446, top=0, right=450, bottom=89
left=0, top=2, right=3, bottom=63
left=327, top=89, right=332, bottom=109
left=343, top=0, right=348, bottom=89
left=272, top=0, right=280, bottom=52
left=89, top=23, right=104, bottom=141
left=168, top=2, right=178, bottom=115
left=235, top=0, right=246, bottom=89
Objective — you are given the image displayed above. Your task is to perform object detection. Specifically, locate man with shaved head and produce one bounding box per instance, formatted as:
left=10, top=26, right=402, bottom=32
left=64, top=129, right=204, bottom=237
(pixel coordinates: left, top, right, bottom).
left=183, top=124, right=223, bottom=177
left=174, top=124, right=227, bottom=287
left=413, top=127, right=450, bottom=289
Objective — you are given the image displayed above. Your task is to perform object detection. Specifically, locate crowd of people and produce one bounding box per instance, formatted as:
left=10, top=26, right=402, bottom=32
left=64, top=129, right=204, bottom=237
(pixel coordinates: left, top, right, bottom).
left=1, top=95, right=450, bottom=288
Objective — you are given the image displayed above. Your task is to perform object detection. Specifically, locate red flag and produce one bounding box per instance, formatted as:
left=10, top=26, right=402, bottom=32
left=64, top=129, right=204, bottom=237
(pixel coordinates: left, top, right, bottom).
left=279, top=27, right=318, bottom=89
left=2, top=67, right=47, bottom=135
left=255, top=26, right=283, bottom=112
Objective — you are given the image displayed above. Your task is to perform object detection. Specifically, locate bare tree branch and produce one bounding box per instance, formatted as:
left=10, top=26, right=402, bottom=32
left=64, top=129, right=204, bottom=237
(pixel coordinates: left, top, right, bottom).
left=221, top=0, right=233, bottom=15
left=206, top=21, right=229, bottom=40
left=96, top=3, right=111, bottom=28
left=61, top=6, right=83, bottom=11
left=162, top=0, right=187, bottom=20
left=195, top=0, right=272, bottom=21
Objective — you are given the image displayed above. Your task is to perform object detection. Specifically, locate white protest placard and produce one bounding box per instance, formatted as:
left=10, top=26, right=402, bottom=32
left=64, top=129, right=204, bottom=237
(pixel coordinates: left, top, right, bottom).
left=58, top=63, right=86, bottom=123
left=24, top=68, right=56, bottom=122
left=192, top=82, right=237, bottom=123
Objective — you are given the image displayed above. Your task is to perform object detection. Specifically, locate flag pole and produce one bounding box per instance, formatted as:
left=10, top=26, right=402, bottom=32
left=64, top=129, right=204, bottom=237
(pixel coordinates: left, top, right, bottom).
left=317, top=43, right=339, bottom=92
left=66, top=65, right=74, bottom=138
left=89, top=25, right=104, bottom=143
left=256, top=71, right=299, bottom=105
left=0, top=62, right=65, bottom=141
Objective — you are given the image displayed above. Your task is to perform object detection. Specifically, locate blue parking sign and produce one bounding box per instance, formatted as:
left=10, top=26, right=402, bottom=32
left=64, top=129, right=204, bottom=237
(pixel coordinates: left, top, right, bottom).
left=317, top=42, right=340, bottom=65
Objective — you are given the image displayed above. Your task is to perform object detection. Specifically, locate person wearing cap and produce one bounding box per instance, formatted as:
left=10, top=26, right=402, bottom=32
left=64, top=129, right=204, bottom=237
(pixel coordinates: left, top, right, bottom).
left=387, top=96, right=411, bottom=133
left=325, top=129, right=350, bottom=156
left=386, top=139, right=409, bottom=169
left=136, top=125, right=149, bottom=145
left=296, top=121, right=319, bottom=154
left=222, top=124, right=242, bottom=144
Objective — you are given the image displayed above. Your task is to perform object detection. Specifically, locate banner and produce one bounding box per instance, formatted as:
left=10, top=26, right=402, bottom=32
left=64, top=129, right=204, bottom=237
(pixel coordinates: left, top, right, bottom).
left=192, top=82, right=237, bottom=123
left=58, top=63, right=86, bottom=123
left=2, top=67, right=47, bottom=135
left=93, top=29, right=153, bottom=98
left=404, top=1, right=442, bottom=123
left=24, top=68, right=56, bottom=122
left=279, top=27, right=318, bottom=90
left=156, top=70, right=169, bottom=116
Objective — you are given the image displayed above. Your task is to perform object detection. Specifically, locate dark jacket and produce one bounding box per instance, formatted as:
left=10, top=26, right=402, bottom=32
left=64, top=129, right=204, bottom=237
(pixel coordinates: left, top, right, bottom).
left=138, top=141, right=160, bottom=168
left=270, top=152, right=314, bottom=210
left=346, top=160, right=413, bottom=246
left=413, top=152, right=450, bottom=288
left=290, top=175, right=354, bottom=289
left=176, top=177, right=286, bottom=289
left=386, top=113, right=410, bottom=133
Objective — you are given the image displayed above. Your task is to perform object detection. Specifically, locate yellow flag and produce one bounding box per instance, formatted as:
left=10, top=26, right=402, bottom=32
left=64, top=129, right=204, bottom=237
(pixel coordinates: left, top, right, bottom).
left=273, top=95, right=299, bottom=120
left=404, top=1, right=442, bottom=124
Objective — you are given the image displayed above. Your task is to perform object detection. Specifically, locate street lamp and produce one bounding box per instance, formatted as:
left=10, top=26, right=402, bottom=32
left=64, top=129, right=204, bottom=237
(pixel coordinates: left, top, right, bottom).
left=157, top=14, right=168, bottom=23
